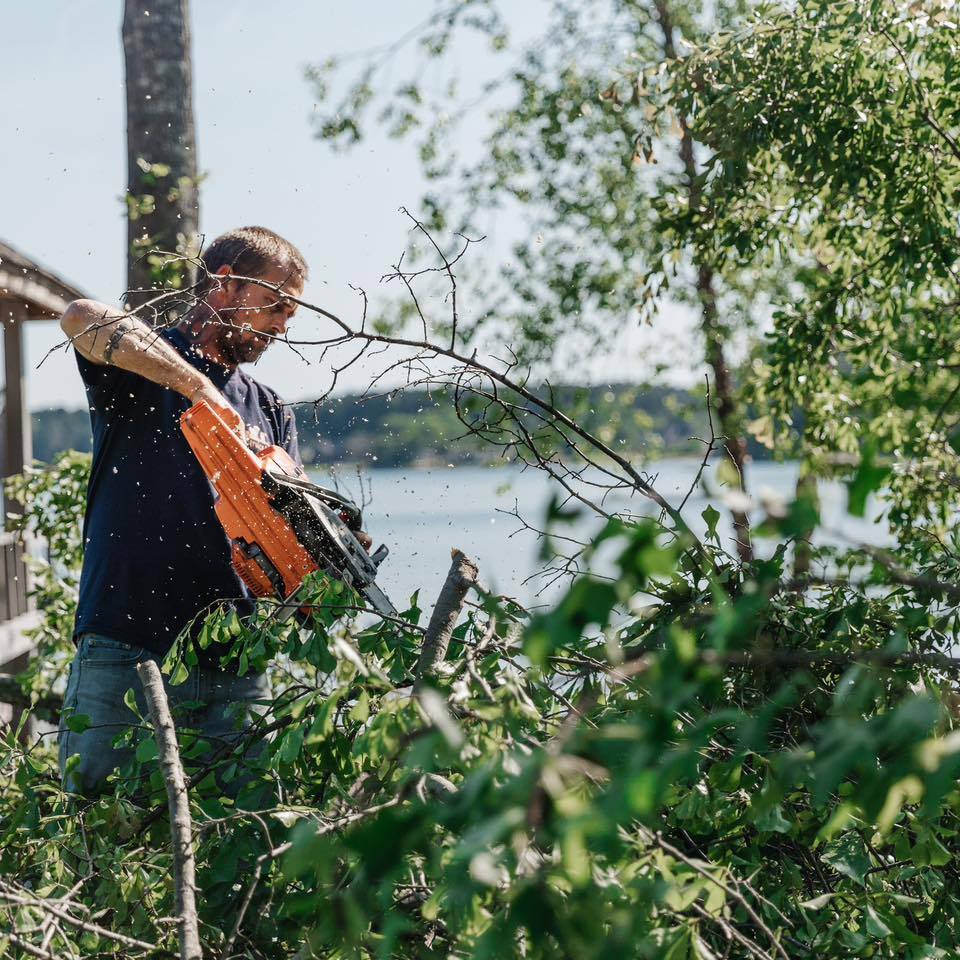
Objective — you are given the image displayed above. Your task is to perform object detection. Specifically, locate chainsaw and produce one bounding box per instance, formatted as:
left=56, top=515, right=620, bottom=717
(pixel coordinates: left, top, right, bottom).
left=180, top=399, right=397, bottom=620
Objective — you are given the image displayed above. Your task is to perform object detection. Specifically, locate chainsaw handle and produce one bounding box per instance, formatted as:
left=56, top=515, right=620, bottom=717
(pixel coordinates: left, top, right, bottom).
left=188, top=397, right=245, bottom=440
left=211, top=400, right=244, bottom=435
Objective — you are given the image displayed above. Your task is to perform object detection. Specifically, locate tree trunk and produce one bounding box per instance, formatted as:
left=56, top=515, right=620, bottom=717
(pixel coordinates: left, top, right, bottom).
left=123, top=0, right=199, bottom=310
left=792, top=466, right=818, bottom=577
left=654, top=0, right=753, bottom=563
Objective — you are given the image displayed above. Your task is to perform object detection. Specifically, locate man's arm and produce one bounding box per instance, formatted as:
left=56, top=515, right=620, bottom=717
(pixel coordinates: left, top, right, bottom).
left=61, top=299, right=244, bottom=435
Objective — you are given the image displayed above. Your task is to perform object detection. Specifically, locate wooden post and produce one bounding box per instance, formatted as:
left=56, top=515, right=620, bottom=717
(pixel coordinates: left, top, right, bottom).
left=0, top=303, right=33, bottom=743
left=2, top=300, right=30, bottom=524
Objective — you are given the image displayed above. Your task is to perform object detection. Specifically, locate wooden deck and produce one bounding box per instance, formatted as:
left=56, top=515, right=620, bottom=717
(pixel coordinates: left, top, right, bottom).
left=0, top=240, right=88, bottom=725
left=1, top=238, right=90, bottom=514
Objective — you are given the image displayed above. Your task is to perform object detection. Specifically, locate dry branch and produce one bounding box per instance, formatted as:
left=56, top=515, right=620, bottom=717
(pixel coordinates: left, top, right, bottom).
left=0, top=883, right=157, bottom=953
left=5, top=931, right=59, bottom=960
left=137, top=659, right=202, bottom=960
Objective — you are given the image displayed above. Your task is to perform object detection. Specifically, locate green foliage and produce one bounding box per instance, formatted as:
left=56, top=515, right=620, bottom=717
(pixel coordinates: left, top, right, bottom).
left=674, top=0, right=960, bottom=548
left=307, top=0, right=774, bottom=375
left=3, top=452, right=90, bottom=715
left=3, top=439, right=960, bottom=956
left=4, top=4, right=960, bottom=958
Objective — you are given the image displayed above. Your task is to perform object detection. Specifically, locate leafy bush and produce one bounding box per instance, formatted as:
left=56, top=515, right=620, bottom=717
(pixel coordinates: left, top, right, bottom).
left=5, top=4, right=960, bottom=958
left=2, top=446, right=960, bottom=958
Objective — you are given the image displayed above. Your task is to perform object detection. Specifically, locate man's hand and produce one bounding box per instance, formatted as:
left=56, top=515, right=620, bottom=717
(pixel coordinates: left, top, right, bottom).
left=188, top=381, right=248, bottom=447
left=356, top=530, right=373, bottom=552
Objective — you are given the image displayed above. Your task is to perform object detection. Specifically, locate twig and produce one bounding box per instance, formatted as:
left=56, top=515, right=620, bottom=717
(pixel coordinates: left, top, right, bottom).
left=137, top=660, right=202, bottom=960
left=647, top=830, right=789, bottom=960
left=677, top=375, right=717, bottom=515
left=218, top=809, right=276, bottom=960
left=688, top=901, right=773, bottom=960
left=0, top=885, right=156, bottom=953
left=5, top=932, right=59, bottom=960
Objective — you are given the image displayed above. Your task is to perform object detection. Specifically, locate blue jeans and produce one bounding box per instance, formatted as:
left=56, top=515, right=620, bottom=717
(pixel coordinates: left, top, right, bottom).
left=58, top=633, right=271, bottom=797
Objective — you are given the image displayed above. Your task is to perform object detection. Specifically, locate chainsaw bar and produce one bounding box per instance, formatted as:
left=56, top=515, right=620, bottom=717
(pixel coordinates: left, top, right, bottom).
left=262, top=468, right=398, bottom=618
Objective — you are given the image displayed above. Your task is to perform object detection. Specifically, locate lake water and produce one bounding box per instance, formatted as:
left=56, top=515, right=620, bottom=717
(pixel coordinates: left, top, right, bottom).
left=309, top=459, right=888, bottom=611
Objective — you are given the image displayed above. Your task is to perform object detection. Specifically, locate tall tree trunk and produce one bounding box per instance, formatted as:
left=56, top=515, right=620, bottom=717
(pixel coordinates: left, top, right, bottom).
left=123, top=0, right=199, bottom=310
left=654, top=0, right=753, bottom=563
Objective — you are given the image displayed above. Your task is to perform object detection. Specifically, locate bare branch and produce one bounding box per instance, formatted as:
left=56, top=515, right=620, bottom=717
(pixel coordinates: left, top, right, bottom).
left=137, top=660, right=202, bottom=960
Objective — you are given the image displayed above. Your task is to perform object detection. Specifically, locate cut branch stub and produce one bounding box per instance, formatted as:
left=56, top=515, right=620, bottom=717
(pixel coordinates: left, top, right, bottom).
left=414, top=549, right=479, bottom=689
left=136, top=658, right=202, bottom=960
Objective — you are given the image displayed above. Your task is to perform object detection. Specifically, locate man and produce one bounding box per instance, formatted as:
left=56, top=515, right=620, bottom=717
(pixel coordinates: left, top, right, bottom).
left=57, top=226, right=307, bottom=796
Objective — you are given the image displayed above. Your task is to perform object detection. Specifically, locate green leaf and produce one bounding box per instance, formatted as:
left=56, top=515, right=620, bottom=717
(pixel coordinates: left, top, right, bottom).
left=702, top=504, right=721, bottom=541
left=865, top=905, right=892, bottom=940
left=846, top=442, right=889, bottom=518
left=754, top=803, right=792, bottom=834
left=66, top=713, right=91, bottom=734
left=123, top=687, right=140, bottom=717
left=279, top=726, right=305, bottom=765
left=822, top=834, right=871, bottom=886
left=800, top=893, right=837, bottom=911
left=349, top=691, right=370, bottom=723
left=168, top=660, right=189, bottom=686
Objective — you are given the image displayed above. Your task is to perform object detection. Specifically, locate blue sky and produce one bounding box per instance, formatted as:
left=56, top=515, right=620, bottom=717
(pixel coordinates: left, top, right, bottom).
left=3, top=2, right=690, bottom=411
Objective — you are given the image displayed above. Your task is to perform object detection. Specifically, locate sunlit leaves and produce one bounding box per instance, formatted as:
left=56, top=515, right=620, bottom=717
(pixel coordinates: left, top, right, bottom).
left=679, top=0, right=960, bottom=547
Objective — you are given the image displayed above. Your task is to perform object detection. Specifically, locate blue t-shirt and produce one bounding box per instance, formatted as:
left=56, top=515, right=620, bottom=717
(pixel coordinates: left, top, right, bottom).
left=73, top=328, right=301, bottom=658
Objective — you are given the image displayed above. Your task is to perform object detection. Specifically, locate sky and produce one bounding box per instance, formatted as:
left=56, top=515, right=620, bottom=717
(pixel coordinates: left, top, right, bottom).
left=3, top=1, right=694, bottom=411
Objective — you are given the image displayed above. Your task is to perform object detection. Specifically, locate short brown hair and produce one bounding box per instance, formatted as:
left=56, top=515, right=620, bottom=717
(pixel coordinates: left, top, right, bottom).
left=199, top=226, right=307, bottom=297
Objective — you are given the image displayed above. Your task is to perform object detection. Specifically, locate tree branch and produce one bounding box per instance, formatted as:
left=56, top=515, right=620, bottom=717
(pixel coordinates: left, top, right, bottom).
left=414, top=549, right=479, bottom=688
left=136, top=659, right=202, bottom=960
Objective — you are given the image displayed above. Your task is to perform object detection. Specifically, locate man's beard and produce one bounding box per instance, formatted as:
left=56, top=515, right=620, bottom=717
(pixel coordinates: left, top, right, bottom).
left=217, top=326, right=268, bottom=366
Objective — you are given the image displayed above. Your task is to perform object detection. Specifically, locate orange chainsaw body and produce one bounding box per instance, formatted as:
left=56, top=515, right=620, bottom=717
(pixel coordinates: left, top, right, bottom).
left=181, top=400, right=319, bottom=600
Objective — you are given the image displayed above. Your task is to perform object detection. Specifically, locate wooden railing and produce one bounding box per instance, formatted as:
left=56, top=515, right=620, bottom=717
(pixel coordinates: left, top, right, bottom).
left=0, top=532, right=38, bottom=728
left=0, top=532, right=29, bottom=624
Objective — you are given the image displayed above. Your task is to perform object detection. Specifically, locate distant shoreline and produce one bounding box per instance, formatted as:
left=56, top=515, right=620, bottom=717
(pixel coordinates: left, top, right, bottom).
left=308, top=451, right=770, bottom=474
left=30, top=384, right=776, bottom=468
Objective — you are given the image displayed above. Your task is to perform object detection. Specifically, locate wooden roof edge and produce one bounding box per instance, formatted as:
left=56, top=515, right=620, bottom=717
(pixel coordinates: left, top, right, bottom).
left=0, top=240, right=90, bottom=318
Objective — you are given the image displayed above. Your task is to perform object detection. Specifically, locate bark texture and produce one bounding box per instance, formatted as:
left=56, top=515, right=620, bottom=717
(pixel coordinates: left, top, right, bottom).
left=792, top=468, right=819, bottom=577
left=123, top=0, right=199, bottom=306
left=137, top=659, right=201, bottom=960
left=654, top=0, right=753, bottom=563
left=414, top=549, right=480, bottom=688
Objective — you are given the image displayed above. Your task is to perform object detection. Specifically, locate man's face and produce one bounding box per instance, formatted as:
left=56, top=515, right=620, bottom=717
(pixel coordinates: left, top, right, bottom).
left=209, top=260, right=303, bottom=366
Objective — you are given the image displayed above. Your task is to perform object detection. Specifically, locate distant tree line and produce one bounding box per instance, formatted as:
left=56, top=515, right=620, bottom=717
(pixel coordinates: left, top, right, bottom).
left=32, top=383, right=769, bottom=469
